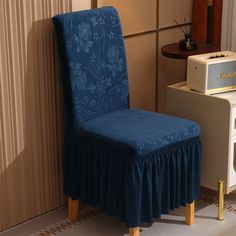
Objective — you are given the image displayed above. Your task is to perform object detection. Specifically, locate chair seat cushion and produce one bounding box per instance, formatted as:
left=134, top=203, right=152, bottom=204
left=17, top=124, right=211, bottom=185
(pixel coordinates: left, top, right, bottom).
left=80, top=109, right=200, bottom=157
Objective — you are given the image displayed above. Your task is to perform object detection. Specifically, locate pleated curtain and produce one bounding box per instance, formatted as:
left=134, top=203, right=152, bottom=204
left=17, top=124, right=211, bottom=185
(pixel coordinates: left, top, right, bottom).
left=221, top=0, right=236, bottom=51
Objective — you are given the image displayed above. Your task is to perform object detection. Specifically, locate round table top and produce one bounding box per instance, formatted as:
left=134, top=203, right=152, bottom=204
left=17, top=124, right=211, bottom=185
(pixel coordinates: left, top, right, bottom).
left=161, top=43, right=219, bottom=59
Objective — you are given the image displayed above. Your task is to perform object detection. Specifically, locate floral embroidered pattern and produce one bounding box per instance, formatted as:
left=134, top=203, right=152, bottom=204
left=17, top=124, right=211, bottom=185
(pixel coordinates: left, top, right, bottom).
left=107, top=46, right=124, bottom=77
left=53, top=7, right=129, bottom=127
left=70, top=63, right=87, bottom=91
left=74, top=22, right=93, bottom=53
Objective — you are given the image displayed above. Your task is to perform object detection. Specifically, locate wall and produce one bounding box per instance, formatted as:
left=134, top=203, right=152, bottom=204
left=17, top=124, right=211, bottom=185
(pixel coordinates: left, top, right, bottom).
left=72, top=0, right=91, bottom=11
left=97, top=0, right=194, bottom=112
left=98, top=0, right=157, bottom=112
left=158, top=0, right=193, bottom=112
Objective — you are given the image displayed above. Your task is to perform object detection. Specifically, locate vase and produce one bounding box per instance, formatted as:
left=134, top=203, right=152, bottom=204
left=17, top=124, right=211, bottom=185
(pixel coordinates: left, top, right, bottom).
left=179, top=34, right=197, bottom=51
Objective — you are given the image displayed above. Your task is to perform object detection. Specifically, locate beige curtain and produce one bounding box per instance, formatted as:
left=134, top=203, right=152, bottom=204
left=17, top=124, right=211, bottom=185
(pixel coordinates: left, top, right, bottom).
left=0, top=0, right=72, bottom=231
left=221, top=0, right=236, bottom=51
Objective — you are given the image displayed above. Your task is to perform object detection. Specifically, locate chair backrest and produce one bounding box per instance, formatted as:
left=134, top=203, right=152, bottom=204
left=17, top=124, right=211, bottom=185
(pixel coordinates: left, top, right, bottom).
left=53, top=7, right=129, bottom=131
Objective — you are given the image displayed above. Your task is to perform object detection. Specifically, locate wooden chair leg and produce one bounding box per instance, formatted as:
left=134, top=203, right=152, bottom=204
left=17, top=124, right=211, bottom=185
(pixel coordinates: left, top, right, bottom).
left=68, top=197, right=79, bottom=222
left=185, top=201, right=195, bottom=225
left=129, top=227, right=140, bottom=236
left=218, top=180, right=224, bottom=221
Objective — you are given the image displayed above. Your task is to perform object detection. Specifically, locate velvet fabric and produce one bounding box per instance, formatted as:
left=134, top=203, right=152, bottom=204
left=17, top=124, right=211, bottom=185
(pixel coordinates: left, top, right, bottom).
left=64, top=131, right=201, bottom=227
left=81, top=109, right=200, bottom=157
left=53, top=7, right=202, bottom=228
left=53, top=7, right=129, bottom=131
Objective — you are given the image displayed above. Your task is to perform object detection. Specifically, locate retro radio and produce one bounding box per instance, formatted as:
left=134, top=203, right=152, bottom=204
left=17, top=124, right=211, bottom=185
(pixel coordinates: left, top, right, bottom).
left=187, top=51, right=236, bottom=94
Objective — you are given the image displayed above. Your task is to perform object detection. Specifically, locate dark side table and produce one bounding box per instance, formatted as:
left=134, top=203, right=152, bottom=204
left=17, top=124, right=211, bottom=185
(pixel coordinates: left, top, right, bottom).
left=161, top=42, right=219, bottom=60
left=161, top=43, right=219, bottom=79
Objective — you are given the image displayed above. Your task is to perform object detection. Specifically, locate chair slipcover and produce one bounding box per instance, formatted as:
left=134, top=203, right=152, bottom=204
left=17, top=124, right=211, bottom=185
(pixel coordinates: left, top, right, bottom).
left=53, top=7, right=201, bottom=228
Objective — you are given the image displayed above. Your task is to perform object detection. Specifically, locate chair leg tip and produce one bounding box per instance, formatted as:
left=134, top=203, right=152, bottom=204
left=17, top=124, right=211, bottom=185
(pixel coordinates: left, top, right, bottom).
left=68, top=197, right=79, bottom=222
left=129, top=227, right=140, bottom=236
left=185, top=202, right=195, bottom=225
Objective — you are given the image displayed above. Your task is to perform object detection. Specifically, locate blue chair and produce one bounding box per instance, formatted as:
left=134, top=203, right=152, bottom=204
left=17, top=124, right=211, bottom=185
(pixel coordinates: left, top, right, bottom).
left=52, top=7, right=201, bottom=236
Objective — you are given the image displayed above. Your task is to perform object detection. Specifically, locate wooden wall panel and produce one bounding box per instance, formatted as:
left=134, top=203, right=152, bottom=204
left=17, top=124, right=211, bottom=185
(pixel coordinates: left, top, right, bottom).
left=158, top=0, right=194, bottom=112
left=98, top=0, right=157, bottom=36
left=0, top=0, right=72, bottom=231
left=125, top=34, right=156, bottom=111
left=159, top=0, right=193, bottom=28
left=191, top=0, right=208, bottom=43
left=158, top=28, right=186, bottom=112
left=212, top=0, right=223, bottom=48
left=98, top=0, right=157, bottom=111
left=72, top=0, right=91, bottom=11
left=192, top=0, right=222, bottom=47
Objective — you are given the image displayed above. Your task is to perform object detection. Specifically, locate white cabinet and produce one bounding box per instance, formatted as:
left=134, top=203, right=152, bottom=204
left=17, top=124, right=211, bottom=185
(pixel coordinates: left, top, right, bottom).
left=167, top=82, right=236, bottom=194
